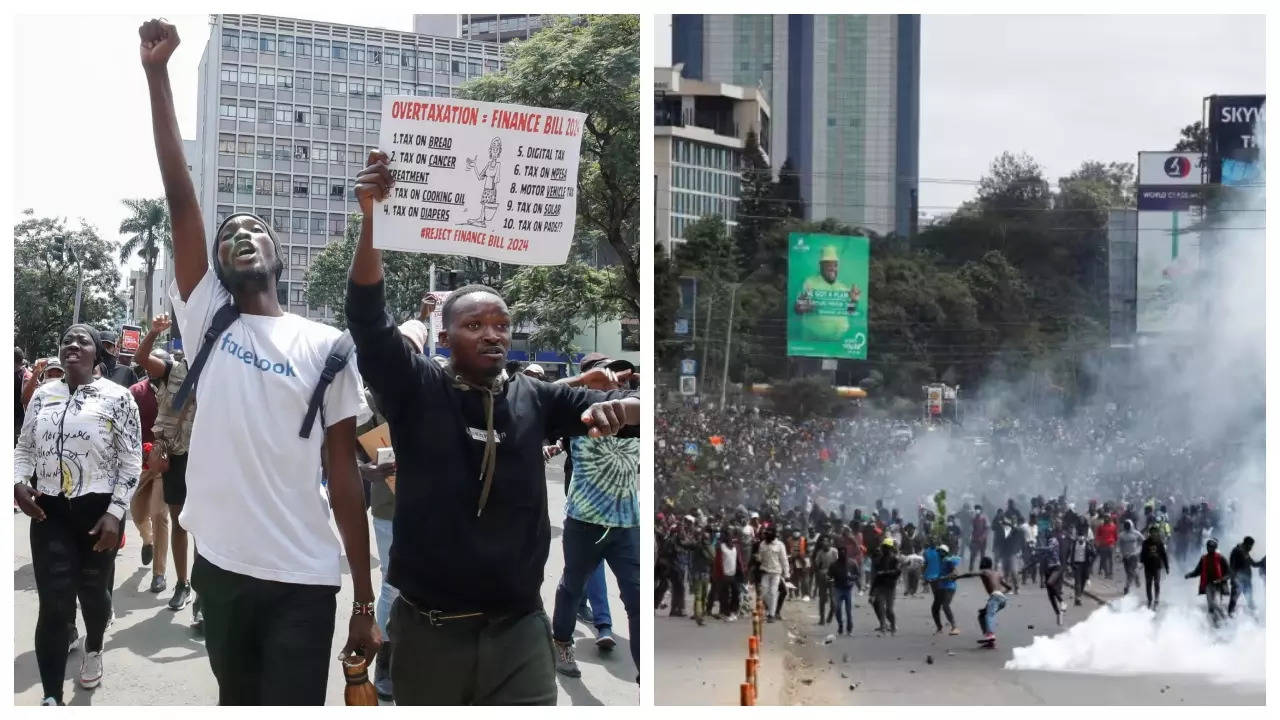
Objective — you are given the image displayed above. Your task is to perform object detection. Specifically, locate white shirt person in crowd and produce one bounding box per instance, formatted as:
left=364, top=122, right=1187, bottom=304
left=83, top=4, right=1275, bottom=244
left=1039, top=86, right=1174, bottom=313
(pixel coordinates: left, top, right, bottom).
left=138, top=19, right=379, bottom=705
left=14, top=323, right=143, bottom=705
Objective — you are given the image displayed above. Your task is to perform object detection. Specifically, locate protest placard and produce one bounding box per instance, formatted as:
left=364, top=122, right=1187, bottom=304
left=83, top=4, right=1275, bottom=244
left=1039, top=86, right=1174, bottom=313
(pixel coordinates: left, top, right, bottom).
left=373, top=96, right=587, bottom=265
left=120, top=325, right=142, bottom=355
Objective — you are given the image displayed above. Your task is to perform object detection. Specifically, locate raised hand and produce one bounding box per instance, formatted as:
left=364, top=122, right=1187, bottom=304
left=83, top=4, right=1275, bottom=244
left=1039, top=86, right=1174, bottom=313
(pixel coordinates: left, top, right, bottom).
left=151, top=313, right=172, bottom=334
left=354, top=150, right=393, bottom=215
left=138, top=19, right=180, bottom=69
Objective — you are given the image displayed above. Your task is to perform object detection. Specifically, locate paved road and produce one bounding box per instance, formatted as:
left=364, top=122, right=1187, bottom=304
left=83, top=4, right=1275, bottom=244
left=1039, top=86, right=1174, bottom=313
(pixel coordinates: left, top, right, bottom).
left=656, top=568, right=1264, bottom=705
left=13, top=458, right=637, bottom=705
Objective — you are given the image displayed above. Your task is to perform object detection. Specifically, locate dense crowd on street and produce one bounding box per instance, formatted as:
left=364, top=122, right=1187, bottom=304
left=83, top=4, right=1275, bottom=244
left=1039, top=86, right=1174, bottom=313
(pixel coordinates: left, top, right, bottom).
left=13, top=19, right=639, bottom=707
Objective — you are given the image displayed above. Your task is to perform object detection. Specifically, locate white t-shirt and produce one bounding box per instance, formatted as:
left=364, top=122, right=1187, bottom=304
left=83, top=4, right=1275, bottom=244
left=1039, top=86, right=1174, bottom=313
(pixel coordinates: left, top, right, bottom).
left=170, top=271, right=362, bottom=586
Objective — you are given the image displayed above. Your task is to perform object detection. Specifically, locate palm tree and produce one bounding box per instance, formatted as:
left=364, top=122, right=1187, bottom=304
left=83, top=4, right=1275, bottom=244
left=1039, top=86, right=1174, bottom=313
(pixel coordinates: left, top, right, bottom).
left=118, top=198, right=172, bottom=327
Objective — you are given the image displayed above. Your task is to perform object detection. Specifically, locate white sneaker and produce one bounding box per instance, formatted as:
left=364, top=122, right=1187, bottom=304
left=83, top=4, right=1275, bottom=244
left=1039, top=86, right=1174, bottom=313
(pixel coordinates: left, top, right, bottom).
left=79, top=651, right=103, bottom=689
left=40, top=697, right=58, bottom=706
left=802, top=596, right=811, bottom=603
left=727, top=614, right=738, bottom=622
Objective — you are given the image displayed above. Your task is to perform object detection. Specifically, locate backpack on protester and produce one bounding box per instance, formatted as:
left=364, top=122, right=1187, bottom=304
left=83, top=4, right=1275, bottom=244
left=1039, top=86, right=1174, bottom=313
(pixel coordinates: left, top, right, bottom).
left=171, top=304, right=355, bottom=439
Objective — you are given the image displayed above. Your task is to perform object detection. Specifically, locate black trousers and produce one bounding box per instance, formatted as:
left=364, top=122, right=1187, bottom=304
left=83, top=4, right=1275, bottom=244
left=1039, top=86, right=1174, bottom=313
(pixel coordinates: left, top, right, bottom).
left=930, top=585, right=955, bottom=630
left=390, top=598, right=556, bottom=705
left=870, top=586, right=896, bottom=631
left=1143, top=564, right=1162, bottom=607
left=192, top=554, right=337, bottom=705
left=31, top=493, right=117, bottom=704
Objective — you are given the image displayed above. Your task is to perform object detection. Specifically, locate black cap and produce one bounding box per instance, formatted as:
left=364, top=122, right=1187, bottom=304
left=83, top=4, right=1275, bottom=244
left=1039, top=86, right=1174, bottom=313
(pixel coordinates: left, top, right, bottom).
left=580, top=352, right=610, bottom=371
left=99, top=330, right=119, bottom=344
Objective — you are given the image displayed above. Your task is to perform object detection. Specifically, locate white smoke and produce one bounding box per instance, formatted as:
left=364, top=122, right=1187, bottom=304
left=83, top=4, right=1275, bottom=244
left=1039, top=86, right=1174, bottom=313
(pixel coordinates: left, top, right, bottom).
left=1006, top=593, right=1266, bottom=686
left=1005, top=114, right=1267, bottom=683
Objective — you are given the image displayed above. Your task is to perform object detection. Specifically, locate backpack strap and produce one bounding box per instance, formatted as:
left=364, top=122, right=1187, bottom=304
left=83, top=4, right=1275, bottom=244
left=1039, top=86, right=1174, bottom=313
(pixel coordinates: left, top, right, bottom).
left=171, top=304, right=241, bottom=412
left=299, top=330, right=356, bottom=439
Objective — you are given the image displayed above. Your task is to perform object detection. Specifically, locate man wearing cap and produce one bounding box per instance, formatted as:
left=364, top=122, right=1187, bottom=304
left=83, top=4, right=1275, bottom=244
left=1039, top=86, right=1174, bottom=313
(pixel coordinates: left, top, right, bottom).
left=344, top=149, right=641, bottom=704
left=793, top=245, right=861, bottom=343
left=870, top=537, right=902, bottom=634
left=549, top=352, right=640, bottom=679
left=141, top=19, right=378, bottom=704
left=96, top=330, right=137, bottom=389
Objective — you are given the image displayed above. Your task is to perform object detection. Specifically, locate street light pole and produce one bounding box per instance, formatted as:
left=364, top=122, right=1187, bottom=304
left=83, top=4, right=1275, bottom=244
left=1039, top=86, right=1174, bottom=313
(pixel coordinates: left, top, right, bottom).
left=698, top=281, right=715, bottom=401
left=719, top=283, right=740, bottom=410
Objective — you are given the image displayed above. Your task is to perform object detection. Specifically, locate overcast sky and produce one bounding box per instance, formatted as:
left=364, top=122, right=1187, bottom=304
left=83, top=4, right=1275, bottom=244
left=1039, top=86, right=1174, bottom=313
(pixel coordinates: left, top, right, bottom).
left=655, top=14, right=1265, bottom=212
left=12, top=13, right=413, bottom=273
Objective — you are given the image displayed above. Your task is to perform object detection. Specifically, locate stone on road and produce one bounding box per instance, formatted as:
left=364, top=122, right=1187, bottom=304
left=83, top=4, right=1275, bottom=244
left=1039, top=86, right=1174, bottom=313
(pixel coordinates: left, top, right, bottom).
left=12, top=459, right=636, bottom=705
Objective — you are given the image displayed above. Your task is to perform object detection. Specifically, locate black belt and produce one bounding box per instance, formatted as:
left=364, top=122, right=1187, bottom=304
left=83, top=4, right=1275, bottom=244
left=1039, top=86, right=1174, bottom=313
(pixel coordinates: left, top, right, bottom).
left=397, top=594, right=490, bottom=626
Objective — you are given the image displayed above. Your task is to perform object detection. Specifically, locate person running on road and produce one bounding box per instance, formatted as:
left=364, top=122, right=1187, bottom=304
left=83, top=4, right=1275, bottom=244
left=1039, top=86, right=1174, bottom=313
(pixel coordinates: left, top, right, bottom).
left=1139, top=525, right=1169, bottom=609
left=14, top=323, right=142, bottom=705
left=1117, top=518, right=1144, bottom=595
left=952, top=556, right=1014, bottom=645
left=1185, top=538, right=1230, bottom=626
left=1227, top=536, right=1264, bottom=617
left=828, top=545, right=856, bottom=635
left=1041, top=532, right=1067, bottom=626
left=870, top=537, right=901, bottom=634
left=928, top=544, right=961, bottom=635
left=968, top=505, right=988, bottom=572
left=141, top=19, right=380, bottom=704
left=813, top=535, right=838, bottom=624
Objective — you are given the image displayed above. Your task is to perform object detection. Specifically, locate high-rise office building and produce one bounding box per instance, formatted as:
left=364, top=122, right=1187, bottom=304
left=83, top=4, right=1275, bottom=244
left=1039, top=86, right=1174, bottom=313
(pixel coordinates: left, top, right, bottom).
left=194, top=13, right=505, bottom=321
left=413, top=14, right=560, bottom=44
left=672, top=14, right=920, bottom=238
left=654, top=66, right=771, bottom=254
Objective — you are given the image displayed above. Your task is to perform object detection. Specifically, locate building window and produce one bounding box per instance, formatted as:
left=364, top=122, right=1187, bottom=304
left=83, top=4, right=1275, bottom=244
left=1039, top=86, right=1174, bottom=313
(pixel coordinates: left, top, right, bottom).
left=292, top=250, right=308, bottom=267
left=220, top=63, right=236, bottom=83
left=369, top=48, right=382, bottom=65
left=314, top=110, right=330, bottom=128
left=274, top=175, right=289, bottom=196
left=257, top=104, right=274, bottom=124
left=258, top=71, right=274, bottom=88
left=295, top=73, right=312, bottom=92
left=294, top=143, right=309, bottom=161
left=315, top=40, right=330, bottom=59
left=331, top=113, right=347, bottom=130
left=367, top=115, right=380, bottom=133
left=275, top=141, right=291, bottom=160
left=451, top=59, right=464, bottom=76
left=255, top=175, right=272, bottom=196
left=235, top=173, right=253, bottom=195
left=311, top=178, right=327, bottom=197
left=349, top=114, right=364, bottom=132
left=218, top=135, right=235, bottom=155
left=435, top=55, right=448, bottom=73
left=384, top=49, right=400, bottom=66
left=256, top=141, right=272, bottom=159
left=237, top=102, right=255, bottom=121
left=330, top=182, right=345, bottom=199
left=329, top=214, right=345, bottom=234
left=350, top=44, right=365, bottom=63
left=293, top=177, right=309, bottom=197
left=240, top=31, right=257, bottom=52
left=417, top=54, right=431, bottom=70
left=296, top=38, right=312, bottom=57
left=275, top=103, right=292, bottom=124
left=332, top=41, right=348, bottom=60
left=468, top=61, right=481, bottom=77
left=273, top=209, right=289, bottom=230
left=277, top=71, right=293, bottom=89
left=348, top=149, right=362, bottom=165
left=237, top=138, right=253, bottom=156
left=217, top=170, right=234, bottom=193
left=333, top=77, right=347, bottom=96
left=222, top=29, right=239, bottom=50
left=314, top=75, right=330, bottom=94
left=366, top=81, right=381, bottom=98
left=294, top=109, right=311, bottom=126
left=219, top=102, right=236, bottom=119
left=416, top=86, right=431, bottom=97
left=313, top=143, right=328, bottom=163
left=279, top=35, right=294, bottom=56
left=292, top=288, right=305, bottom=304
left=349, top=79, right=363, bottom=97
left=260, top=33, right=276, bottom=53
left=620, top=319, right=640, bottom=352
left=383, top=81, right=398, bottom=96
left=310, top=213, right=326, bottom=234
left=292, top=213, right=308, bottom=233
left=330, top=144, right=345, bottom=166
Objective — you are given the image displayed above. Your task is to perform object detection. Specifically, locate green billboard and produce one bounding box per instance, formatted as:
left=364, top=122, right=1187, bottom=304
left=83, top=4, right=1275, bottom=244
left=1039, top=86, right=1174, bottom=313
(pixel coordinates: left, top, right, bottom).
left=786, top=232, right=869, bottom=359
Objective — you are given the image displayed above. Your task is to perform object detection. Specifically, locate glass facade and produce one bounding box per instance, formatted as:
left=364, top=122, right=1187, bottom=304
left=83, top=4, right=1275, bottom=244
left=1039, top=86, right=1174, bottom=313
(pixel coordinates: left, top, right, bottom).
left=205, top=15, right=505, bottom=320
left=824, top=15, right=868, bottom=230
left=667, top=138, right=742, bottom=242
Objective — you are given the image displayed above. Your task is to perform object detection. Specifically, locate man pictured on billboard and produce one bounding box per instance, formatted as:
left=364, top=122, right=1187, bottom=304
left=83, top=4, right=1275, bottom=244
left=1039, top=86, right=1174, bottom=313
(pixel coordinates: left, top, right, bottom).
left=787, top=234, right=869, bottom=359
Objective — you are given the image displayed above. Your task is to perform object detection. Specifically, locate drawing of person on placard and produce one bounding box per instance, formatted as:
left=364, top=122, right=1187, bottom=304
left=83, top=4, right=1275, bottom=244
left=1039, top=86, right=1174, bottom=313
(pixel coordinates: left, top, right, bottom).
left=463, top=137, right=502, bottom=228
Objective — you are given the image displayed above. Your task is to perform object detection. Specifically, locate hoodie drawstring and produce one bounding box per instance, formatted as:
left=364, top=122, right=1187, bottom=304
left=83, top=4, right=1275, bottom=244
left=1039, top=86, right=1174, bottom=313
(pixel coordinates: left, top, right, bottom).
left=447, top=365, right=506, bottom=517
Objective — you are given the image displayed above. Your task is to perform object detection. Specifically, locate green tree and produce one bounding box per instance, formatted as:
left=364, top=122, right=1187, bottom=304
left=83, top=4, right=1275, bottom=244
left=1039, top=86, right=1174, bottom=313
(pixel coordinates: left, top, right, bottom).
left=1173, top=120, right=1208, bottom=152
left=14, top=211, right=126, bottom=358
left=653, top=242, right=683, bottom=368
left=117, top=198, right=172, bottom=327
left=767, top=375, right=838, bottom=419
left=462, top=14, right=640, bottom=316
left=977, top=151, right=1051, bottom=216
left=504, top=233, right=626, bottom=361
left=732, top=130, right=779, bottom=276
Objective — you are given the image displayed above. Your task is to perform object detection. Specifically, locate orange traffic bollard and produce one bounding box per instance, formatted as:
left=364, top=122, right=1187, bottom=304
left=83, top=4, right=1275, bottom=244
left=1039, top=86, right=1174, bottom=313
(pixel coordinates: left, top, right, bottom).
left=740, top=682, right=755, bottom=706
left=747, top=657, right=758, bottom=688
left=748, top=635, right=759, bottom=657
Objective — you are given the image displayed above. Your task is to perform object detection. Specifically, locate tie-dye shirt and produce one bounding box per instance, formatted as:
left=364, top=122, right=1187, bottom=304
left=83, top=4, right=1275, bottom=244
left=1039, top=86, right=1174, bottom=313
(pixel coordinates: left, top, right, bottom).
left=565, top=435, right=639, bottom=528
left=14, top=378, right=142, bottom=520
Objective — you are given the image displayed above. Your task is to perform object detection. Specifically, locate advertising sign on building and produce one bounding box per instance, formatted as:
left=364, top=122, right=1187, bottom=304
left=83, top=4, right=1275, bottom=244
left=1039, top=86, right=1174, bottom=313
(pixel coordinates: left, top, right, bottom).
left=680, top=358, right=697, bottom=375
left=680, top=376, right=697, bottom=396
left=375, top=96, right=586, bottom=265
left=786, top=233, right=870, bottom=360
left=1207, top=95, right=1265, bottom=186
left=1136, top=152, right=1202, bottom=335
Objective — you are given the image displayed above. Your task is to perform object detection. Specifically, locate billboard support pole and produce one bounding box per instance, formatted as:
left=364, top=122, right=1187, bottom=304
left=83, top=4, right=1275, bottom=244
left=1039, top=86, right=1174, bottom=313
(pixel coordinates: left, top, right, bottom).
left=428, top=263, right=436, bottom=358
left=720, top=283, right=740, bottom=410
left=699, top=281, right=714, bottom=401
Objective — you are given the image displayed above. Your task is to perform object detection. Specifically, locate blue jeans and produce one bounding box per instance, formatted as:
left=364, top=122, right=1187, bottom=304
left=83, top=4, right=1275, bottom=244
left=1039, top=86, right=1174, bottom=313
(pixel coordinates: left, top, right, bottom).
left=552, top=518, right=640, bottom=671
left=981, top=593, right=1007, bottom=635
left=833, top=586, right=853, bottom=633
left=372, top=517, right=399, bottom=639
left=574, top=561, right=612, bottom=630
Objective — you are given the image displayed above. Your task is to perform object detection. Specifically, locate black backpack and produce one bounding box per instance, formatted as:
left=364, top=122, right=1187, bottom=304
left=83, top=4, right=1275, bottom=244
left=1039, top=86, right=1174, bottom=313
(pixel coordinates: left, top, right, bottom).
left=171, top=304, right=355, bottom=439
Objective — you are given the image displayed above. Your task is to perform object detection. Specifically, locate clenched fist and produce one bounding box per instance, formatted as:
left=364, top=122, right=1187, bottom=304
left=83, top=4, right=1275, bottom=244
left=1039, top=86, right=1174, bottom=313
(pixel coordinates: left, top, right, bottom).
left=139, top=19, right=180, bottom=69
left=355, top=150, right=394, bottom=215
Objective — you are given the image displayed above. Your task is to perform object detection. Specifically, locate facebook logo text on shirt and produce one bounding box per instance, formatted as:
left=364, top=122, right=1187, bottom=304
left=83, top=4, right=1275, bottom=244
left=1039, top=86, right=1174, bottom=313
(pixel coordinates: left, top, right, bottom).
left=220, top=333, right=298, bottom=378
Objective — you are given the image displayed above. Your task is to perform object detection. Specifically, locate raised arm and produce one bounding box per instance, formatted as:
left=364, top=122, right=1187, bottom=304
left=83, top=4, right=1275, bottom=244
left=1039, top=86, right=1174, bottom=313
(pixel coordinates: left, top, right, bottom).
left=139, top=19, right=206, bottom=299
left=350, top=150, right=392, bottom=286
left=132, top=313, right=171, bottom=380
